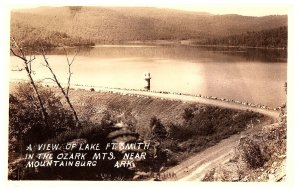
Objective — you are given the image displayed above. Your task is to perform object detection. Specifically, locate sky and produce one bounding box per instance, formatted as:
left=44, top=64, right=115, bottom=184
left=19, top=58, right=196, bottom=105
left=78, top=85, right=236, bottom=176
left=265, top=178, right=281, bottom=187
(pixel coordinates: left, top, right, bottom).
left=8, top=0, right=290, bottom=16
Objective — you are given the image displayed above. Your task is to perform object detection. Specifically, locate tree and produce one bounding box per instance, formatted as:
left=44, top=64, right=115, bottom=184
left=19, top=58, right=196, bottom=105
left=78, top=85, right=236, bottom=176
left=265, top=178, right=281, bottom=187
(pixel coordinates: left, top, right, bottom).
left=10, top=38, right=49, bottom=127
left=41, top=47, right=80, bottom=127
left=11, top=37, right=80, bottom=128
left=150, top=116, right=167, bottom=140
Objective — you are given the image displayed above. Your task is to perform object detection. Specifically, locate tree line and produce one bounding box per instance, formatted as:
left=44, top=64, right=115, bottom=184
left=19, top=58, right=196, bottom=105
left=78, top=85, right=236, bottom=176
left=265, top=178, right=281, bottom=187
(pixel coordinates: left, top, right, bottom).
left=198, top=26, right=287, bottom=48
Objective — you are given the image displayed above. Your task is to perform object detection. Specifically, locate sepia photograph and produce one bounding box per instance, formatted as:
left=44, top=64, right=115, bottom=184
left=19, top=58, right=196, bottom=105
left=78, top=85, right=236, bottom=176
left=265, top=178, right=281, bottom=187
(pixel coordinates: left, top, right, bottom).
left=5, top=0, right=291, bottom=183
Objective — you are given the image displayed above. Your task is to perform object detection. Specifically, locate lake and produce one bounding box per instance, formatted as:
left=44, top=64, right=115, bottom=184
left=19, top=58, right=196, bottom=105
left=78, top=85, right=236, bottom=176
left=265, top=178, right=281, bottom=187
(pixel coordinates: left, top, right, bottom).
left=10, top=45, right=287, bottom=107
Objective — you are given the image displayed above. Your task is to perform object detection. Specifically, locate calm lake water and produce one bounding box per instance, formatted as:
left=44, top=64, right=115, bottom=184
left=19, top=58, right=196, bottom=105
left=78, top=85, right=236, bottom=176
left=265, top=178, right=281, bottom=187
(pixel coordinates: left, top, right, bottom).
left=10, top=45, right=287, bottom=107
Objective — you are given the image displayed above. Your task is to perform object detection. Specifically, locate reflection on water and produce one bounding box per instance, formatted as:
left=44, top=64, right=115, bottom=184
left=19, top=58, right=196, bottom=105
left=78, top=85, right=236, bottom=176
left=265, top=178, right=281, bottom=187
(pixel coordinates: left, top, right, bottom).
left=10, top=45, right=287, bottom=107
left=44, top=45, right=287, bottom=63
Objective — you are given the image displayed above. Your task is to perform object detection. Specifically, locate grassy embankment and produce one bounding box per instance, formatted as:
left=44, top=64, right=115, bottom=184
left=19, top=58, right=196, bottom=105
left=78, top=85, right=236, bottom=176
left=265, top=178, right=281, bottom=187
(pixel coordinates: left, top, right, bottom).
left=66, top=87, right=271, bottom=164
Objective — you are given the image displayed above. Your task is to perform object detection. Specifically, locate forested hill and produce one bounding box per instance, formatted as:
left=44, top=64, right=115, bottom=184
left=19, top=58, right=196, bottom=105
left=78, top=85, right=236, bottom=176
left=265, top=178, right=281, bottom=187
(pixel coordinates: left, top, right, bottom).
left=11, top=23, right=95, bottom=48
left=199, top=26, right=287, bottom=48
left=11, top=6, right=287, bottom=48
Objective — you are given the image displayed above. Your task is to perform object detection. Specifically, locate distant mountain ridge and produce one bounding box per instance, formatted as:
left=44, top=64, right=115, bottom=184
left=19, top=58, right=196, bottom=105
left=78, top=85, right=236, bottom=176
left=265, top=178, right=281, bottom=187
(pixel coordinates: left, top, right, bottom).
left=11, top=6, right=287, bottom=46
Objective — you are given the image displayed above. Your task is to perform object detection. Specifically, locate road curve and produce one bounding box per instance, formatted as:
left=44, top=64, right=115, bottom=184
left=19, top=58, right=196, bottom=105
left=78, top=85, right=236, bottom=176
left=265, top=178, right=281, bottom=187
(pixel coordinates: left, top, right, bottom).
left=165, top=134, right=239, bottom=181
left=156, top=126, right=263, bottom=181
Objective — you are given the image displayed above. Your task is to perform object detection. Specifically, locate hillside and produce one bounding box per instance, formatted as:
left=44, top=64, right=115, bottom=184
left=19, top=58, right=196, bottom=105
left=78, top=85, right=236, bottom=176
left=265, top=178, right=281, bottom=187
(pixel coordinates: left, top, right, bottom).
left=199, top=26, right=287, bottom=48
left=11, top=6, right=287, bottom=46
left=9, top=82, right=270, bottom=180
left=11, top=23, right=95, bottom=48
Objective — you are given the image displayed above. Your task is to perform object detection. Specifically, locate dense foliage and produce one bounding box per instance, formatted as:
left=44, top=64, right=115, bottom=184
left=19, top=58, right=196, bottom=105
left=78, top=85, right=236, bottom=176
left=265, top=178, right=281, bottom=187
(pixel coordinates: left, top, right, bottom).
left=9, top=83, right=136, bottom=180
left=169, top=106, right=261, bottom=141
left=200, top=26, right=287, bottom=48
left=9, top=83, right=76, bottom=155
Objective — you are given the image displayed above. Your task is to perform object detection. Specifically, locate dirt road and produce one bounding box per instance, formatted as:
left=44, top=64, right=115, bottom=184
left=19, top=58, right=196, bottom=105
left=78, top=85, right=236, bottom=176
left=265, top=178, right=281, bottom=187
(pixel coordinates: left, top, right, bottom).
left=159, top=123, right=280, bottom=181
left=160, top=133, right=240, bottom=181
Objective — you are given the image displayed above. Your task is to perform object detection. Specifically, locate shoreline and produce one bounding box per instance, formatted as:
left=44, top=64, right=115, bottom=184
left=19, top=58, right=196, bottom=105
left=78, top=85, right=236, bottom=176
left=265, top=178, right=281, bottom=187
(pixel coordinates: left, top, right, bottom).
left=93, top=40, right=287, bottom=50
left=18, top=40, right=287, bottom=51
